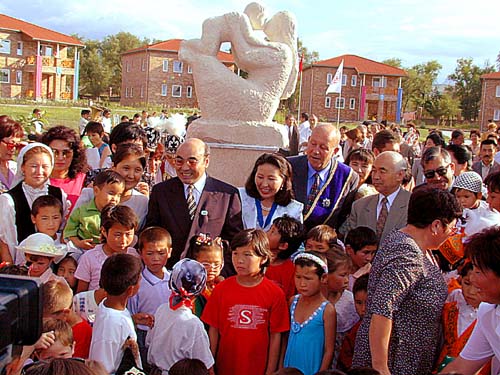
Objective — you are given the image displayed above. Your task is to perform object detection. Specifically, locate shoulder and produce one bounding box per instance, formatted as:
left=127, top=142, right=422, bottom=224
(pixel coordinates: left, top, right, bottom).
left=287, top=155, right=306, bottom=167
left=477, top=302, right=497, bottom=319
left=353, top=193, right=377, bottom=208
left=206, top=176, right=238, bottom=194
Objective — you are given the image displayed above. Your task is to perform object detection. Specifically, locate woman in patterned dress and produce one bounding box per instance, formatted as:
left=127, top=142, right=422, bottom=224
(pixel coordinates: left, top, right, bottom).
left=352, top=187, right=462, bottom=375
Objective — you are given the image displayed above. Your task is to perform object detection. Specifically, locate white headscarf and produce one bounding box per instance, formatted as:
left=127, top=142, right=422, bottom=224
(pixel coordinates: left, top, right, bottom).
left=13, top=142, right=54, bottom=187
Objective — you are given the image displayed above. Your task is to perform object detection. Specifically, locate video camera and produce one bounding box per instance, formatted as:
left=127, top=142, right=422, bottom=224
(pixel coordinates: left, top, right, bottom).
left=0, top=275, right=42, bottom=371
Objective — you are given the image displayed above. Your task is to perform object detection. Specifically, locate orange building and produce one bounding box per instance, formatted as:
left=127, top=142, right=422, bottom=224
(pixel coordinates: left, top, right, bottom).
left=0, top=14, right=84, bottom=101
left=300, top=54, right=407, bottom=123
left=121, top=39, right=234, bottom=107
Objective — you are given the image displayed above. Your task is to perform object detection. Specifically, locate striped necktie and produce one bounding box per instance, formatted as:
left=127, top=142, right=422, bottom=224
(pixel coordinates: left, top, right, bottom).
left=186, top=184, right=196, bottom=221
left=376, top=196, right=389, bottom=239
left=305, top=173, right=320, bottom=213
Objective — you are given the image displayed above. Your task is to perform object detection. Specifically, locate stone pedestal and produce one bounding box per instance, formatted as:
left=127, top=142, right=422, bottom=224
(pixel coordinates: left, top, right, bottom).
left=187, top=119, right=288, bottom=187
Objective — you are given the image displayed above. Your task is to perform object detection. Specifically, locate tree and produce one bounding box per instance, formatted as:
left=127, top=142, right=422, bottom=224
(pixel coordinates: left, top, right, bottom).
left=382, top=58, right=403, bottom=68
left=424, top=88, right=460, bottom=125
left=497, top=51, right=500, bottom=71
left=79, top=38, right=112, bottom=98
left=401, top=60, right=442, bottom=112
left=448, top=58, right=495, bottom=121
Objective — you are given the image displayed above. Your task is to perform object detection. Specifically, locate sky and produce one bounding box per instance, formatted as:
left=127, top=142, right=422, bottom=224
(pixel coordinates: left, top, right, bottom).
left=1, top=0, right=499, bottom=82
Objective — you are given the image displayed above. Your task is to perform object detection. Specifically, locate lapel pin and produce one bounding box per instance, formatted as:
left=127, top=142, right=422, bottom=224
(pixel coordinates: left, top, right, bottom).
left=322, top=198, right=331, bottom=208
left=201, top=210, right=208, bottom=216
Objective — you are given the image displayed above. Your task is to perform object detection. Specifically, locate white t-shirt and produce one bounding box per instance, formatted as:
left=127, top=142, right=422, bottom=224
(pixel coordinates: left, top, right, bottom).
left=73, top=290, right=99, bottom=326
left=146, top=303, right=214, bottom=374
left=90, top=301, right=141, bottom=374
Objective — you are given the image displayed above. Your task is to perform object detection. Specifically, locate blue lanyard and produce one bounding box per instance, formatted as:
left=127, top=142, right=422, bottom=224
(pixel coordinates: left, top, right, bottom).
left=255, top=199, right=278, bottom=229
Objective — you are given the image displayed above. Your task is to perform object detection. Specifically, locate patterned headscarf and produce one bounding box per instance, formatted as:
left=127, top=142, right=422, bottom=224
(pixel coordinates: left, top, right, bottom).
left=169, top=258, right=207, bottom=310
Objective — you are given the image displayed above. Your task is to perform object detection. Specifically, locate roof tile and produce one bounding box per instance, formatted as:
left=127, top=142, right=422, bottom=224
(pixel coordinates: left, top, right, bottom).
left=313, top=54, right=407, bottom=77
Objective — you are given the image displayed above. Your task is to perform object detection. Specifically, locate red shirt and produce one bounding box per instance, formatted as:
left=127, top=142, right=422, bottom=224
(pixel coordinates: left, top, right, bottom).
left=202, top=276, right=289, bottom=375
left=72, top=319, right=92, bottom=359
left=265, top=259, right=296, bottom=301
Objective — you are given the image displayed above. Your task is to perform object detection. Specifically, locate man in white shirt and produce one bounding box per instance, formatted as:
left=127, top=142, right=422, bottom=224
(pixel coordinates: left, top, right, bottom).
left=298, top=112, right=310, bottom=153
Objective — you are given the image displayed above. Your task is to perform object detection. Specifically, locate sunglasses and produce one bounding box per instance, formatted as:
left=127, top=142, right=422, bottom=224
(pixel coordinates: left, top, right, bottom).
left=1, top=139, right=24, bottom=151
left=424, top=164, right=449, bottom=179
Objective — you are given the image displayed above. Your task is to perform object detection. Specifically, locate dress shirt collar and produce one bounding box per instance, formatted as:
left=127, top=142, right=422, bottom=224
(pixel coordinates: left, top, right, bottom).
left=307, top=160, right=332, bottom=183
left=142, top=266, right=169, bottom=286
left=183, top=172, right=207, bottom=195
left=378, top=187, right=401, bottom=209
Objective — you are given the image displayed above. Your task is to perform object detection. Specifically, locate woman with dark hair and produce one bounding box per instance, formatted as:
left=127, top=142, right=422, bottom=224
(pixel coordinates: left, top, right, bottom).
left=0, top=115, right=25, bottom=192
left=446, top=144, right=472, bottom=176
left=239, top=153, right=303, bottom=231
left=42, top=126, right=88, bottom=208
left=353, top=187, right=462, bottom=375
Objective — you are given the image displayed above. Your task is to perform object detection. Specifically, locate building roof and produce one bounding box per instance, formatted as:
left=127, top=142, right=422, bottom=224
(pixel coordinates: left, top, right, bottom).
left=123, top=39, right=234, bottom=63
left=311, top=54, right=407, bottom=77
left=481, top=72, right=500, bottom=80
left=0, top=14, right=83, bottom=47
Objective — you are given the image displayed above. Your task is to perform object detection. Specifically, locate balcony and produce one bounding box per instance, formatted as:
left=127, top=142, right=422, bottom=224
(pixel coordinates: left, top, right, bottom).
left=25, top=56, right=74, bottom=69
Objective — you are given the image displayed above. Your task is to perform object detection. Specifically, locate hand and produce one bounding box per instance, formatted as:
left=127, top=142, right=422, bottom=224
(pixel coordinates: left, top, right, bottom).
left=132, top=313, right=155, bottom=328
left=34, top=331, right=55, bottom=350
left=135, top=182, right=150, bottom=196
left=123, top=337, right=140, bottom=363
left=72, top=238, right=95, bottom=250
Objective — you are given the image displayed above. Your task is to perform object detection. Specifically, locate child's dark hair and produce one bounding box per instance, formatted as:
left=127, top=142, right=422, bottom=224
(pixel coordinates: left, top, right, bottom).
left=231, top=229, right=271, bottom=271
left=186, top=233, right=227, bottom=261
left=326, top=248, right=352, bottom=274
left=94, top=169, right=125, bottom=189
left=345, top=227, right=378, bottom=252
left=272, top=215, right=305, bottom=259
left=307, top=225, right=338, bottom=249
left=100, top=253, right=142, bottom=296
left=485, top=171, right=500, bottom=193
left=109, top=122, right=147, bottom=150
left=84, top=121, right=104, bottom=136
left=314, top=370, right=347, bottom=375
left=112, top=142, right=146, bottom=168
left=138, top=226, right=172, bottom=251
left=170, top=358, right=208, bottom=375
left=465, top=226, right=500, bottom=277
left=347, top=368, right=381, bottom=375
left=458, top=261, right=473, bottom=278
left=294, top=251, right=327, bottom=277
left=273, top=368, right=305, bottom=375
left=353, top=273, right=369, bottom=296
left=100, top=205, right=138, bottom=242
left=31, top=195, right=64, bottom=217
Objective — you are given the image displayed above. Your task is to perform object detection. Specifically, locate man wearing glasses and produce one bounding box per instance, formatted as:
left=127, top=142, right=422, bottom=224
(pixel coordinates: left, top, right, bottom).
left=146, top=138, right=243, bottom=268
left=420, top=147, right=455, bottom=191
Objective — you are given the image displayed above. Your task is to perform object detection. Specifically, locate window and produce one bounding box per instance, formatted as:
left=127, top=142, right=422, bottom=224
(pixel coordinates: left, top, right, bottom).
left=342, top=74, right=347, bottom=86
left=188, top=65, right=192, bottom=74
left=16, top=42, right=23, bottom=56
left=186, top=86, right=193, bottom=98
left=140, top=85, right=144, bottom=98
left=125, top=87, right=129, bottom=98
left=173, top=61, right=183, bottom=73
left=16, top=70, right=22, bottom=84
left=494, top=109, right=500, bottom=121
left=126, top=62, right=130, bottom=72
left=172, top=85, right=182, bottom=97
left=0, top=69, right=9, bottom=83
left=349, top=98, right=356, bottom=109
left=335, top=97, right=345, bottom=109
left=130, top=87, right=133, bottom=98
left=161, top=84, right=168, bottom=96
left=496, top=85, right=500, bottom=97
left=162, top=60, right=169, bottom=72
left=141, top=59, right=147, bottom=71
left=326, top=73, right=332, bottom=84
left=325, top=97, right=331, bottom=108
left=351, top=75, right=357, bottom=86
left=0, top=39, right=11, bottom=54
left=44, top=45, right=52, bottom=57
left=372, top=77, right=387, bottom=88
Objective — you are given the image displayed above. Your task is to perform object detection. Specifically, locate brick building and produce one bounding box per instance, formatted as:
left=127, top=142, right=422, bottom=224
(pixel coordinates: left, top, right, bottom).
left=300, top=54, right=407, bottom=123
left=479, top=72, right=500, bottom=131
left=0, top=14, right=84, bottom=101
left=121, top=39, right=234, bottom=107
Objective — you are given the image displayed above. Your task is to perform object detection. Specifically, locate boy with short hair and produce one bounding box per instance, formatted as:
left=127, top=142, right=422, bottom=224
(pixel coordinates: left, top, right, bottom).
left=90, top=253, right=143, bottom=373
left=42, top=279, right=93, bottom=358
left=265, top=215, right=305, bottom=300
left=344, top=226, right=378, bottom=291
left=85, top=121, right=111, bottom=169
left=64, top=170, right=125, bottom=251
left=304, top=224, right=344, bottom=253
left=128, top=226, right=173, bottom=363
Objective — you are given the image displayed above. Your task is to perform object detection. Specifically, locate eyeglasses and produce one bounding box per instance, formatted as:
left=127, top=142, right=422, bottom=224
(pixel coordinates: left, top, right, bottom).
left=1, top=139, right=23, bottom=151
left=51, top=149, right=73, bottom=158
left=174, top=155, right=206, bottom=167
left=423, top=164, right=450, bottom=179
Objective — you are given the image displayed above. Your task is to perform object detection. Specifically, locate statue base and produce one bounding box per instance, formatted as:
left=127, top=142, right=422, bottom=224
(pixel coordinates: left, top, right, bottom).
left=187, top=119, right=288, bottom=186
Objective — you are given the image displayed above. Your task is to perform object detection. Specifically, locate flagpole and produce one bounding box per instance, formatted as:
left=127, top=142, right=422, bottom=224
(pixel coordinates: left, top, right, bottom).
left=297, top=70, right=303, bottom=121
left=337, top=92, right=341, bottom=127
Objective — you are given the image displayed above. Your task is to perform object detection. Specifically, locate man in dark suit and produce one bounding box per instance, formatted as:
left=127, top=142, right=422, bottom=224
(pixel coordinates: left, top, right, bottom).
left=472, top=139, right=500, bottom=181
left=289, top=124, right=359, bottom=230
left=278, top=114, right=299, bottom=157
left=344, top=151, right=411, bottom=243
left=146, top=138, right=243, bottom=267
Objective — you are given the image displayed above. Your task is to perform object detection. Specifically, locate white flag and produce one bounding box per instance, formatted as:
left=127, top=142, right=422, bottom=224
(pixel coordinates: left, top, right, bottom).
left=326, top=59, right=344, bottom=94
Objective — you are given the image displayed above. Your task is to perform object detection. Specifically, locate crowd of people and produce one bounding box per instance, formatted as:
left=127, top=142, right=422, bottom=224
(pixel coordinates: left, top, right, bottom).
left=0, top=109, right=499, bottom=375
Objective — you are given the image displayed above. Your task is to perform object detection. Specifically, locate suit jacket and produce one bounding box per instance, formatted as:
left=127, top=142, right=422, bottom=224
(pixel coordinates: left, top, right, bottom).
left=472, top=161, right=500, bottom=180
left=146, top=175, right=243, bottom=267
left=346, top=188, right=411, bottom=244
left=278, top=124, right=299, bottom=157
left=288, top=155, right=359, bottom=230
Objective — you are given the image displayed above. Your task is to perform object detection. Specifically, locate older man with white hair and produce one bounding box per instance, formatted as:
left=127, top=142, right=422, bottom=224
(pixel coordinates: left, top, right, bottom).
left=344, top=151, right=411, bottom=243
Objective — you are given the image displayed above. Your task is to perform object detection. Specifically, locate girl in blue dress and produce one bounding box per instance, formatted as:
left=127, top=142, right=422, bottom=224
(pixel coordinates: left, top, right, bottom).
left=284, top=251, right=336, bottom=374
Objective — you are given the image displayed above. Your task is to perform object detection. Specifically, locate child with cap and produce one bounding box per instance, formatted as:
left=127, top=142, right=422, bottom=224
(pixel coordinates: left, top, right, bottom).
left=16, top=233, right=66, bottom=283
left=146, top=258, right=214, bottom=374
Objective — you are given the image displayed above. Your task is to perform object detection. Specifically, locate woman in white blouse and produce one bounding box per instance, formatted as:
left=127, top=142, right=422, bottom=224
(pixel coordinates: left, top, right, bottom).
left=239, top=153, right=303, bottom=231
left=0, top=143, right=69, bottom=263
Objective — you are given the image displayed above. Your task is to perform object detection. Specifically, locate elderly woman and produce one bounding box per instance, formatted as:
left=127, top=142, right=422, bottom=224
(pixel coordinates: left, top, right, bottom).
left=0, top=115, right=24, bottom=193
left=239, top=153, right=302, bottom=231
left=42, top=126, right=88, bottom=208
left=0, top=143, right=69, bottom=263
left=353, top=187, right=462, bottom=375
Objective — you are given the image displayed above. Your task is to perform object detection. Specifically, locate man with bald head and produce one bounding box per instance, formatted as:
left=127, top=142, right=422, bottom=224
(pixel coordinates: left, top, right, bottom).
left=288, top=124, right=359, bottom=230
left=146, top=138, right=243, bottom=267
left=344, top=151, right=411, bottom=243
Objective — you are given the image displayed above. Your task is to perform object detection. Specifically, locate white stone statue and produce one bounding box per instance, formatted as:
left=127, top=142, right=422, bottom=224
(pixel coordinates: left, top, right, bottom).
left=179, top=2, right=298, bottom=128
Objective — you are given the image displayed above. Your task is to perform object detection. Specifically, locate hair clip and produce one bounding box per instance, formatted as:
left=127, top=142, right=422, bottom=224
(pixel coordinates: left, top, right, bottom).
left=195, top=233, right=213, bottom=246
left=293, top=252, right=328, bottom=274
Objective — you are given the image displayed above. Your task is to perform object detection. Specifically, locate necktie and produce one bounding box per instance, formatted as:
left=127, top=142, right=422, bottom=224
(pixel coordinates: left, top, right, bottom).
left=376, top=196, right=389, bottom=239
left=305, top=173, right=320, bottom=213
left=186, top=184, right=196, bottom=221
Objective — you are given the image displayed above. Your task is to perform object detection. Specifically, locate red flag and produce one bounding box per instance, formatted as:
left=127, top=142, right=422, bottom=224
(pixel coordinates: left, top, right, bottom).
left=299, top=52, right=304, bottom=73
